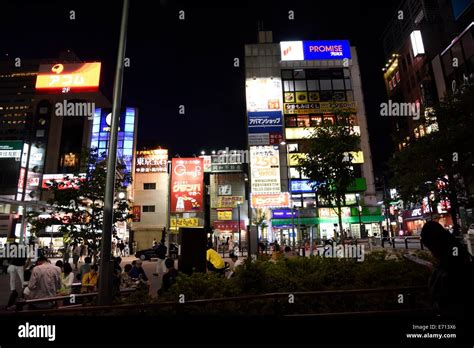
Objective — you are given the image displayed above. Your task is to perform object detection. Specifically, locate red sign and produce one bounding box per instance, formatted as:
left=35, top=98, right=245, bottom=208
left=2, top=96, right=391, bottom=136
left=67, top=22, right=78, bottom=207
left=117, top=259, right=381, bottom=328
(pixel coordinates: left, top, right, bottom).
left=212, top=220, right=246, bottom=231
left=17, top=168, right=26, bottom=191
left=132, top=206, right=141, bottom=222
left=171, top=158, right=204, bottom=213
left=41, top=173, right=86, bottom=190
left=35, top=62, right=101, bottom=93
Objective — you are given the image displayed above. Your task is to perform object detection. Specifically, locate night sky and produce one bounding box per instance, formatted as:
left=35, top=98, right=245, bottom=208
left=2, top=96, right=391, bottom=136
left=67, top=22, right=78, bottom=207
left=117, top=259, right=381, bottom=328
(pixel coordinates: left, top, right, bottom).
left=2, top=0, right=399, bottom=172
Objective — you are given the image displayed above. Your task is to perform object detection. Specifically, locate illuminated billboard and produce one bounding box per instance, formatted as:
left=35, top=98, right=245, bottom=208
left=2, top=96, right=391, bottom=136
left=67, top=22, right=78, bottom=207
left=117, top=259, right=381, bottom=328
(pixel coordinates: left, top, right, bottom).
left=251, top=192, right=291, bottom=208
left=280, top=40, right=351, bottom=61
left=90, top=107, right=136, bottom=174
left=170, top=158, right=204, bottom=213
left=135, top=149, right=168, bottom=173
left=35, top=62, right=101, bottom=92
left=250, top=146, right=281, bottom=194
left=42, top=173, right=87, bottom=190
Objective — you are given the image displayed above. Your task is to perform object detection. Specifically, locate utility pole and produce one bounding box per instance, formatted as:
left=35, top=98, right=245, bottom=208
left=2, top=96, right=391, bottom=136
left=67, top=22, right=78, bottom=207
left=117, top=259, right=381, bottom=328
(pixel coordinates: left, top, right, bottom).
left=98, top=0, right=129, bottom=306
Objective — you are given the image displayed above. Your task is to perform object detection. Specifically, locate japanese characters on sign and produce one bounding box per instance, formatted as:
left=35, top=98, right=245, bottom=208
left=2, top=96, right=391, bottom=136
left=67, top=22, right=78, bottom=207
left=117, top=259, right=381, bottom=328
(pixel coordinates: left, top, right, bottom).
left=135, top=149, right=168, bottom=173
left=251, top=192, right=291, bottom=208
left=250, top=146, right=281, bottom=194
left=170, top=217, right=200, bottom=228
left=35, top=63, right=101, bottom=93
left=170, top=158, right=204, bottom=213
left=214, top=196, right=244, bottom=208
left=283, top=101, right=356, bottom=114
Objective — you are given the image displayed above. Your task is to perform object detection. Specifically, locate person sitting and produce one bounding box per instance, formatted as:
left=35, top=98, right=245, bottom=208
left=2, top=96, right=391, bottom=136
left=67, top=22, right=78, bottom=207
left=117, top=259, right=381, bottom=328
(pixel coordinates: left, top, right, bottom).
left=77, top=256, right=91, bottom=281
left=81, top=264, right=99, bottom=293
left=227, top=253, right=244, bottom=278
left=206, top=244, right=226, bottom=275
left=128, top=260, right=150, bottom=288
left=158, top=258, right=178, bottom=296
left=120, top=264, right=138, bottom=289
left=283, top=246, right=297, bottom=259
left=58, top=262, right=74, bottom=296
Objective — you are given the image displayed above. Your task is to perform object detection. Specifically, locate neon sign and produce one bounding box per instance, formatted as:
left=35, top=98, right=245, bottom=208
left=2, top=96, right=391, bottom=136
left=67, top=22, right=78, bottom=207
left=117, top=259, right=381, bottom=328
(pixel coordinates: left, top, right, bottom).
left=280, top=40, right=351, bottom=61
left=35, top=62, right=101, bottom=92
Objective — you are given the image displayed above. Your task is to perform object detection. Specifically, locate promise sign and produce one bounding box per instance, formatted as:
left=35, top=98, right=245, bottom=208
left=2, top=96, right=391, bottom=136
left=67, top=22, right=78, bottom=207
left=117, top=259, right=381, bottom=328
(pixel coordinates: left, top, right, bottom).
left=170, top=158, right=204, bottom=213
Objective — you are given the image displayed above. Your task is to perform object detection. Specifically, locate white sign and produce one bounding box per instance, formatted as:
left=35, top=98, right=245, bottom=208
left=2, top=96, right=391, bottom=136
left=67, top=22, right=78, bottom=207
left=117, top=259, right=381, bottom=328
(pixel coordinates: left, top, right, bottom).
left=0, top=150, right=21, bottom=158
left=280, top=41, right=304, bottom=61
left=248, top=133, right=270, bottom=146
left=250, top=146, right=281, bottom=194
left=245, top=78, right=283, bottom=112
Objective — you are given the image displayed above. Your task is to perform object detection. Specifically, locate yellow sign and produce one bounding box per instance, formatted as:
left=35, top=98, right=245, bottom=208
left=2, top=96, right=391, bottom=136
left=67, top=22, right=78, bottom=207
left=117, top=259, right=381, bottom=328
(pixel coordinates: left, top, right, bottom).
left=215, top=196, right=243, bottom=208
left=217, top=210, right=233, bottom=220
left=283, top=101, right=356, bottom=114
left=346, top=151, right=364, bottom=164
left=170, top=217, right=200, bottom=229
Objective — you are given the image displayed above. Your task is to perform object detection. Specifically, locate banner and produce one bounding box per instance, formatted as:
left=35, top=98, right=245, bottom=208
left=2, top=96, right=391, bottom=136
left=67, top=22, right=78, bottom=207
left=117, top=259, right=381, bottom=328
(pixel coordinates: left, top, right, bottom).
left=250, top=146, right=281, bottom=194
left=251, top=193, right=291, bottom=208
left=170, top=158, right=204, bottom=213
left=283, top=101, right=356, bottom=114
left=132, top=206, right=141, bottom=222
left=170, top=217, right=200, bottom=228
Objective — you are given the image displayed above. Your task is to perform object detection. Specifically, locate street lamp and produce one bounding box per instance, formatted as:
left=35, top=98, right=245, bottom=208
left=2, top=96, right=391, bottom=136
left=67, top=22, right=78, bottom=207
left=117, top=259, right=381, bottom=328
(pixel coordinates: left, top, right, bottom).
left=237, top=201, right=241, bottom=255
left=200, top=150, right=205, bottom=155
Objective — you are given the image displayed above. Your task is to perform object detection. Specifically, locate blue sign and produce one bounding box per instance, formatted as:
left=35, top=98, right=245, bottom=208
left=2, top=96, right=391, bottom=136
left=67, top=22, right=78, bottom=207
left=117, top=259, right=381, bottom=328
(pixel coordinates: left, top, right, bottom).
left=248, top=111, right=283, bottom=134
left=291, top=180, right=315, bottom=193
left=303, top=40, right=351, bottom=60
left=272, top=209, right=297, bottom=219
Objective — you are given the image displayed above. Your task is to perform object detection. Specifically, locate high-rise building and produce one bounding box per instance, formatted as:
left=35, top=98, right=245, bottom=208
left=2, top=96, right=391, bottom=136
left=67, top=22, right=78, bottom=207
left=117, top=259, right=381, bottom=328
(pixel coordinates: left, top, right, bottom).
left=244, top=31, right=381, bottom=244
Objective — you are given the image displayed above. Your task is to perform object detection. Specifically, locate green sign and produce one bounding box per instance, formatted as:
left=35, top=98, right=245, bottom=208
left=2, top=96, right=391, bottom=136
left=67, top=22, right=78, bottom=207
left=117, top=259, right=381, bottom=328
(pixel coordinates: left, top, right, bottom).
left=0, top=141, right=22, bottom=158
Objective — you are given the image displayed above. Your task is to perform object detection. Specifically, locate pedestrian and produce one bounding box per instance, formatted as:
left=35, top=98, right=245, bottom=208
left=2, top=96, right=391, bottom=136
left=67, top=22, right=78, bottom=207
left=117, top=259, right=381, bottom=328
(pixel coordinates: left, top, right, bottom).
left=227, top=253, right=244, bottom=278
left=381, top=229, right=392, bottom=248
left=153, top=239, right=167, bottom=277
left=128, top=260, right=150, bottom=289
left=24, top=256, right=61, bottom=307
left=111, top=240, right=117, bottom=257
left=119, top=241, right=125, bottom=256
left=421, top=221, right=474, bottom=319
left=283, top=246, right=297, bottom=259
left=132, top=241, right=138, bottom=254
left=72, top=243, right=81, bottom=270
left=63, top=243, right=71, bottom=264
left=121, top=264, right=137, bottom=289
left=81, top=264, right=99, bottom=293
left=58, top=263, right=74, bottom=296
left=5, top=244, right=27, bottom=309
left=158, top=258, right=178, bottom=296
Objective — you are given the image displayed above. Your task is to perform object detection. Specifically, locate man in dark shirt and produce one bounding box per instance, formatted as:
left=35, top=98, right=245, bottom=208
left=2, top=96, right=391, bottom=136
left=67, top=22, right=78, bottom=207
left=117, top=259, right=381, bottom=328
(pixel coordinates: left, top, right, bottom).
left=158, top=258, right=178, bottom=296
left=128, top=260, right=148, bottom=282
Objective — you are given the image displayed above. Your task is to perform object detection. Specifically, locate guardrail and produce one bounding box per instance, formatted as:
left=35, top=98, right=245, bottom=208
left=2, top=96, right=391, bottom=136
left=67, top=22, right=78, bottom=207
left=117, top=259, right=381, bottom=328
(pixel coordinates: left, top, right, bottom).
left=5, top=285, right=430, bottom=317
left=389, top=236, right=424, bottom=250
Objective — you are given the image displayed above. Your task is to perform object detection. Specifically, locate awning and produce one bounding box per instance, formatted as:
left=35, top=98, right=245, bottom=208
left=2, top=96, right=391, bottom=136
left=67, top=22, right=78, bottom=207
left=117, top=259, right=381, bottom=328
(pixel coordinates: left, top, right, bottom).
left=272, top=215, right=384, bottom=227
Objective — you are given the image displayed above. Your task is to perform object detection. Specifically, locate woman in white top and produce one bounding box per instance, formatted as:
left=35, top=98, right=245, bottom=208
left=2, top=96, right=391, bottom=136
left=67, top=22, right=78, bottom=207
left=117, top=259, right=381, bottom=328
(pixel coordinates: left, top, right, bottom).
left=58, top=262, right=74, bottom=295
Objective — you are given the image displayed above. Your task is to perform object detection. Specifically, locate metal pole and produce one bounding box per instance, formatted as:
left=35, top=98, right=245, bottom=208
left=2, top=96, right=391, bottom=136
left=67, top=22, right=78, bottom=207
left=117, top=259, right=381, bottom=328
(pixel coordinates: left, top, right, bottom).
left=166, top=161, right=171, bottom=256
left=98, top=0, right=129, bottom=306
left=297, top=207, right=300, bottom=251
left=291, top=205, right=295, bottom=248
left=237, top=202, right=241, bottom=256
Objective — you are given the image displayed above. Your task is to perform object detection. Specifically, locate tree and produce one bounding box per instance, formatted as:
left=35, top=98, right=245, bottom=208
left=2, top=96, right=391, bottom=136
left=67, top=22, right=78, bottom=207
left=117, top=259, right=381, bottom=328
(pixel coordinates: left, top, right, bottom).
left=27, top=148, right=134, bottom=261
left=252, top=208, right=268, bottom=242
left=389, top=81, right=474, bottom=235
left=295, top=111, right=361, bottom=239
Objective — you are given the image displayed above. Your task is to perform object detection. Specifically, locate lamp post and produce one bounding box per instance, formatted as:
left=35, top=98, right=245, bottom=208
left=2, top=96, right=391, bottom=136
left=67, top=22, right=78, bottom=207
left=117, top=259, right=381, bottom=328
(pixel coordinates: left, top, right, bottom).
left=237, top=201, right=241, bottom=256
left=98, top=0, right=129, bottom=306
left=291, top=205, right=296, bottom=248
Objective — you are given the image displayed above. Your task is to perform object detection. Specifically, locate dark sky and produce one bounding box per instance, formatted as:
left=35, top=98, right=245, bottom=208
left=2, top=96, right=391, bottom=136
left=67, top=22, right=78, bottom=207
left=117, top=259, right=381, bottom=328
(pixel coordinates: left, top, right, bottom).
left=2, top=0, right=399, bottom=172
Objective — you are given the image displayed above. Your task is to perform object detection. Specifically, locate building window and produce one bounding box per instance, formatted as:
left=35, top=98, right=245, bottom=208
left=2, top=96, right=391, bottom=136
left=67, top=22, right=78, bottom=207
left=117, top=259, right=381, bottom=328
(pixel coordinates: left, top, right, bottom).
left=60, top=153, right=79, bottom=168
left=143, top=183, right=156, bottom=190
left=142, top=205, right=155, bottom=212
left=285, top=116, right=297, bottom=127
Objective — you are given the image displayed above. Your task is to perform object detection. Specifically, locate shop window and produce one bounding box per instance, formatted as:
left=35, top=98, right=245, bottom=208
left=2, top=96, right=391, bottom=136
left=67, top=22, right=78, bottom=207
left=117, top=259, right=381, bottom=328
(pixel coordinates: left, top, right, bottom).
left=332, top=79, right=345, bottom=90
left=144, top=183, right=156, bottom=190
left=60, top=153, right=79, bottom=168
left=143, top=205, right=155, bottom=212
left=320, top=91, right=333, bottom=101
left=294, top=80, right=307, bottom=91
left=323, top=115, right=335, bottom=124
left=297, top=115, right=310, bottom=127
left=307, top=80, right=319, bottom=91
left=320, top=79, right=332, bottom=90
left=310, top=116, right=322, bottom=126
left=285, top=116, right=297, bottom=127
left=293, top=69, right=306, bottom=79
left=283, top=80, right=294, bottom=92
left=281, top=70, right=293, bottom=79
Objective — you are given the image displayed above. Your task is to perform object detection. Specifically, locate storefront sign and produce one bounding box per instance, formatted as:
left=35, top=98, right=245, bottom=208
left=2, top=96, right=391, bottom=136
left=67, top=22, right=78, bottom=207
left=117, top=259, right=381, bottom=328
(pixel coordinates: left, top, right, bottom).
left=250, top=146, right=281, bottom=194
left=211, top=163, right=243, bottom=173
left=245, top=78, right=283, bottom=112
left=280, top=40, right=351, bottom=61
left=35, top=62, right=101, bottom=92
left=213, top=220, right=246, bottom=231
left=199, top=155, right=212, bottom=172
left=170, top=158, right=204, bottom=213
left=217, top=210, right=233, bottom=220
left=318, top=207, right=351, bottom=218
left=251, top=192, right=291, bottom=208
left=135, top=149, right=168, bottom=173
left=41, top=173, right=87, bottom=190
left=272, top=209, right=297, bottom=219
left=291, top=180, right=315, bottom=193
left=0, top=141, right=22, bottom=158
left=248, top=111, right=283, bottom=133
left=215, top=196, right=243, bottom=208
left=170, top=217, right=200, bottom=228
left=283, top=102, right=356, bottom=114
left=132, top=206, right=141, bottom=222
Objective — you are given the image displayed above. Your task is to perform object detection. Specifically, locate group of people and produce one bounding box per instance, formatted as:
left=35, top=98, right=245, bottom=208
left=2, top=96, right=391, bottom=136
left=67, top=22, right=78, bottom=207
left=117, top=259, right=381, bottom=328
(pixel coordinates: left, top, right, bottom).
left=206, top=243, right=244, bottom=278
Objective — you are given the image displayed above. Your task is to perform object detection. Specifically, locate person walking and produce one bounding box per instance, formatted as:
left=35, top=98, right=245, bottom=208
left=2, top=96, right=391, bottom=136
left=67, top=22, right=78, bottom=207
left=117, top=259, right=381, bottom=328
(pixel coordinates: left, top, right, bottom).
left=72, top=244, right=81, bottom=270
left=153, top=239, right=167, bottom=277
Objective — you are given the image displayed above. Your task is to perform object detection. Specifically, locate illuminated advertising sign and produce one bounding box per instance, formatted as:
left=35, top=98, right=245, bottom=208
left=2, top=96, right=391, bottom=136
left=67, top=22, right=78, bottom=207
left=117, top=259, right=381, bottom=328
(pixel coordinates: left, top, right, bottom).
left=17, top=168, right=26, bottom=192
left=170, top=158, right=204, bottom=213
left=283, top=101, right=356, bottom=114
left=272, top=209, right=297, bottom=219
left=410, top=30, right=425, bottom=57
left=90, top=107, right=136, bottom=174
left=250, top=146, right=281, bottom=194
left=291, top=180, right=315, bottom=193
left=132, top=206, right=141, bottom=222
left=170, top=217, right=200, bottom=228
left=215, top=196, right=244, bottom=209
left=245, top=78, right=283, bottom=112
left=212, top=220, right=246, bottom=231
left=318, top=207, right=351, bottom=218
left=200, top=155, right=212, bottom=172
left=217, top=210, right=233, bottom=220
left=35, top=62, right=101, bottom=92
left=248, top=111, right=283, bottom=141
left=280, top=40, right=351, bottom=61
left=0, top=141, right=22, bottom=159
left=41, top=173, right=87, bottom=190
left=251, top=192, right=291, bottom=208
left=135, top=149, right=168, bottom=173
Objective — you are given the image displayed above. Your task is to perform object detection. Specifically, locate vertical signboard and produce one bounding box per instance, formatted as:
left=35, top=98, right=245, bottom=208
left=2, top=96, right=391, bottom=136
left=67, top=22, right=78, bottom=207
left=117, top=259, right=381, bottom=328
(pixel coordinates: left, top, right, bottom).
left=250, top=146, right=281, bottom=194
left=170, top=158, right=204, bottom=213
